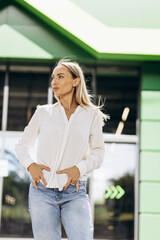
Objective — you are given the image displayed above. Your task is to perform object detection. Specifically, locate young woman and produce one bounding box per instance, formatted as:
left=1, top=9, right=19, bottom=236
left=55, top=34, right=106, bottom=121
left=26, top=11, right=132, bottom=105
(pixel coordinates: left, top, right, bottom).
left=15, top=58, right=109, bottom=240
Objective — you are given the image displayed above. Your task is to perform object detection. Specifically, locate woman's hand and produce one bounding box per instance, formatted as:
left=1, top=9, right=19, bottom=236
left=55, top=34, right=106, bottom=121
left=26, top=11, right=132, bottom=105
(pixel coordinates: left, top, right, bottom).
left=27, top=163, right=51, bottom=189
left=56, top=166, right=80, bottom=192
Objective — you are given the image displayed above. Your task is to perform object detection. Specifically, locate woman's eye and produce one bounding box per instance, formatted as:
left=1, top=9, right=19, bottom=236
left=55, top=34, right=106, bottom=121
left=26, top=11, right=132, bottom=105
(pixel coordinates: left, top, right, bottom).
left=59, top=75, right=63, bottom=79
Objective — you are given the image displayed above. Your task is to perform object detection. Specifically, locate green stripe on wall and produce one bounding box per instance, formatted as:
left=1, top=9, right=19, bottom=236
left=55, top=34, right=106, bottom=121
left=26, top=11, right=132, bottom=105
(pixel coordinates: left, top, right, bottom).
left=140, top=121, right=160, bottom=150
left=139, top=214, right=160, bottom=240
left=141, top=91, right=160, bottom=120
left=139, top=183, right=160, bottom=213
left=139, top=63, right=160, bottom=240
left=140, top=151, right=160, bottom=181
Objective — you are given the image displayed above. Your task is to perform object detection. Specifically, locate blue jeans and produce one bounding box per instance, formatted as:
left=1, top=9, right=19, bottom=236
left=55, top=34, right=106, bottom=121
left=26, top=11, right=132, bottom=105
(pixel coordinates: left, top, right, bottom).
left=28, top=181, right=94, bottom=240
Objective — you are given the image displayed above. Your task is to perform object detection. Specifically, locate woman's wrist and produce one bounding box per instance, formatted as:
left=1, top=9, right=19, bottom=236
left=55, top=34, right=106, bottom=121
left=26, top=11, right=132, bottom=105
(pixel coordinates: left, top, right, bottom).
left=27, top=162, right=36, bottom=172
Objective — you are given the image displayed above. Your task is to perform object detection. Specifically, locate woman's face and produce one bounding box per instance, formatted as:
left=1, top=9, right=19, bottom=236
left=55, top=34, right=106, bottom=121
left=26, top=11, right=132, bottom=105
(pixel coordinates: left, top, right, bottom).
left=51, top=65, right=77, bottom=97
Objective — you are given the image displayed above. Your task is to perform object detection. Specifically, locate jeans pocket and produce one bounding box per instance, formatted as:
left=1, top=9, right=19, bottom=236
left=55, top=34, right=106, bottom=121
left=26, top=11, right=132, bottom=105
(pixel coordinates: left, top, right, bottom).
left=79, top=181, right=87, bottom=187
left=70, top=183, right=76, bottom=186
left=70, top=182, right=86, bottom=188
left=64, top=184, right=76, bottom=194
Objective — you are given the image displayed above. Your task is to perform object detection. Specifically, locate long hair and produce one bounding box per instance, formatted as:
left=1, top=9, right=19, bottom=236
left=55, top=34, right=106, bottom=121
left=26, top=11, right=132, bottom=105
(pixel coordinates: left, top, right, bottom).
left=52, top=58, right=110, bottom=126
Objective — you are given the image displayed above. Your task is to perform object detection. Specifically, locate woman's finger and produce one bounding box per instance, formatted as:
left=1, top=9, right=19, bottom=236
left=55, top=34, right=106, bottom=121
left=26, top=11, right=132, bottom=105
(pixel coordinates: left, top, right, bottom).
left=41, top=175, right=47, bottom=186
left=34, top=176, right=40, bottom=182
left=76, top=181, right=79, bottom=192
left=40, top=165, right=51, bottom=171
left=33, top=179, right=38, bottom=189
left=56, top=168, right=67, bottom=174
left=64, top=178, right=71, bottom=191
left=71, top=180, right=77, bottom=185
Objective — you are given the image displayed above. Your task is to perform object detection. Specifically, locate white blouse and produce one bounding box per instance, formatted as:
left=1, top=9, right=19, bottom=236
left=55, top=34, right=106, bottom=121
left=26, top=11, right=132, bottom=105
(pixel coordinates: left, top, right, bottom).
left=15, top=101, right=105, bottom=191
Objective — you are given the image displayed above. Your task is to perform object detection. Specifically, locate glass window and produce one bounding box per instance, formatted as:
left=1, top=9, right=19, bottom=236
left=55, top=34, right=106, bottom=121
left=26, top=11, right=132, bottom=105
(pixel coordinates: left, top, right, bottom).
left=93, top=141, right=136, bottom=239
left=8, top=72, right=48, bottom=131
left=97, top=73, right=139, bottom=134
left=1, top=133, right=34, bottom=236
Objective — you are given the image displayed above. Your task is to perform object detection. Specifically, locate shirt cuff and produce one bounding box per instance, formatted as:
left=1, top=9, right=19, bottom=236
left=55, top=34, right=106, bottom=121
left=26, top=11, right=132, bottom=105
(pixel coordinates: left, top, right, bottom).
left=23, top=159, right=35, bottom=171
left=75, top=159, right=88, bottom=177
left=26, top=160, right=35, bottom=171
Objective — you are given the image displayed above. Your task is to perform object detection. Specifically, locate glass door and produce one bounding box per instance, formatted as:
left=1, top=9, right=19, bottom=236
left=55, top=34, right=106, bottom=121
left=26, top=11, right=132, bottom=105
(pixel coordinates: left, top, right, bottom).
left=93, top=135, right=138, bottom=240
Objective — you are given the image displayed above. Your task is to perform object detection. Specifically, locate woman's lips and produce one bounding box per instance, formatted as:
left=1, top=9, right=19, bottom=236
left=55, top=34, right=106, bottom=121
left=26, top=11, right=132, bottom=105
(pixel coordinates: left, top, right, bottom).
left=53, top=88, right=59, bottom=91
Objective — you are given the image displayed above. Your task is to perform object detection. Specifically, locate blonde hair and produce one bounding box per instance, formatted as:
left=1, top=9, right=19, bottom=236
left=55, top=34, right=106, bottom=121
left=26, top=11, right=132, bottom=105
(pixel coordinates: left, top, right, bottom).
left=53, top=58, right=110, bottom=126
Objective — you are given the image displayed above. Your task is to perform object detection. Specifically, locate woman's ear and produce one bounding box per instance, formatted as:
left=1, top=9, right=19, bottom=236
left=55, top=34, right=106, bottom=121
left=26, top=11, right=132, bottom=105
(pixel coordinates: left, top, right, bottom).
left=73, top=77, right=80, bottom=87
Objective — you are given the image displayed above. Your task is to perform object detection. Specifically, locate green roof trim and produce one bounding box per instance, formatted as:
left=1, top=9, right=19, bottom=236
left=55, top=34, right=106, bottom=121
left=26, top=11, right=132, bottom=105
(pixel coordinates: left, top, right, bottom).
left=0, top=24, right=53, bottom=59
left=97, top=53, right=160, bottom=61
left=1, top=0, right=160, bottom=61
left=20, top=0, right=160, bottom=60
left=16, top=0, right=97, bottom=59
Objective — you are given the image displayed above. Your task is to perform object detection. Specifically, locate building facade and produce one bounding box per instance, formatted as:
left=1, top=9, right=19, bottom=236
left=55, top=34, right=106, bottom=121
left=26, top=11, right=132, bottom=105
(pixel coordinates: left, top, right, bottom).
left=0, top=0, right=160, bottom=239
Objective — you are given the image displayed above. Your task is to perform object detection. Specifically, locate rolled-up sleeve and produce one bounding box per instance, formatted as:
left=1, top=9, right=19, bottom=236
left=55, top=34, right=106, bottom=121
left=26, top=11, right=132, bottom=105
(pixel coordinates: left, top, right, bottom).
left=75, top=111, right=105, bottom=177
left=15, top=107, right=41, bottom=170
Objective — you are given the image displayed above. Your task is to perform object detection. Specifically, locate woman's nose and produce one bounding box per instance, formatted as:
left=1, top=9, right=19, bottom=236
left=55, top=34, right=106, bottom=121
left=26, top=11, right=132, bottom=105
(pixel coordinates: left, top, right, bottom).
left=51, top=79, right=55, bottom=85
left=51, top=78, right=58, bottom=85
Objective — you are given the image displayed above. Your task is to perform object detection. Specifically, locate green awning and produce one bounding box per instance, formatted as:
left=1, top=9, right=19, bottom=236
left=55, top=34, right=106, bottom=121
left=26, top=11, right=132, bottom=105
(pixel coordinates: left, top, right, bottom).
left=23, top=0, right=160, bottom=59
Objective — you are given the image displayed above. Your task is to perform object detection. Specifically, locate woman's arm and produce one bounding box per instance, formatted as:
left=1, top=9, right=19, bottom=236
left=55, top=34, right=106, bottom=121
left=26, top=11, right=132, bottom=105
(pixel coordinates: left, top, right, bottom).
left=75, top=112, right=105, bottom=177
left=15, top=106, right=50, bottom=188
left=15, top=107, right=41, bottom=170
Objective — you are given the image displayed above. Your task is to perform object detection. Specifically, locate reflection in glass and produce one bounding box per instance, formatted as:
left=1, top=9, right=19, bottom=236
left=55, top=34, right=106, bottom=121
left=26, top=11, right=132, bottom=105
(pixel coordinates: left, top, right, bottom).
left=0, top=135, right=34, bottom=236
left=8, top=72, right=48, bottom=131
left=93, top=143, right=136, bottom=240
